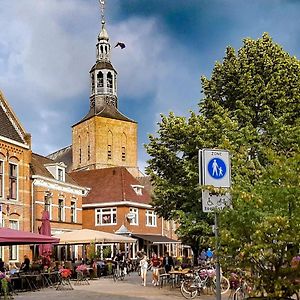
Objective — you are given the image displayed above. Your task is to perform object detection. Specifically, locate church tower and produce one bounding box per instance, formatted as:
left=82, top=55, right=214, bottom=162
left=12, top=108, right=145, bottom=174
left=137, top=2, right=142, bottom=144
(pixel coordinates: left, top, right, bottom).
left=72, top=0, right=138, bottom=176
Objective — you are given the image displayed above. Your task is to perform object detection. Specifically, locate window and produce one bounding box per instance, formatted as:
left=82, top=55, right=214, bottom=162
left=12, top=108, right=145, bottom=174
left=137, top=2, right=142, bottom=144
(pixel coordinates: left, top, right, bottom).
left=132, top=185, right=143, bottom=196
left=0, top=160, right=3, bottom=199
left=91, top=74, right=95, bottom=94
left=146, top=210, right=157, bottom=227
left=44, top=194, right=52, bottom=220
left=95, top=208, right=117, bottom=225
left=121, top=147, right=126, bottom=161
left=71, top=201, right=76, bottom=223
left=58, top=168, right=64, bottom=181
left=88, top=145, right=90, bottom=161
left=107, top=72, right=113, bottom=92
left=107, top=145, right=112, bottom=160
left=79, top=148, right=82, bottom=164
left=97, top=71, right=104, bottom=91
left=9, top=220, right=19, bottom=260
left=9, top=163, right=18, bottom=200
left=128, top=208, right=138, bottom=225
left=58, top=199, right=64, bottom=222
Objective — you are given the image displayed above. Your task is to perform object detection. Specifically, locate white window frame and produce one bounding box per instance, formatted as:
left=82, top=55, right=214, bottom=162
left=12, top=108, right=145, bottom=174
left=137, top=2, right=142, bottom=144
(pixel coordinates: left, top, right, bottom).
left=129, top=207, right=139, bottom=225
left=0, top=160, right=4, bottom=200
left=8, top=162, right=18, bottom=201
left=131, top=185, right=143, bottom=196
left=95, top=208, right=117, bottom=226
left=146, top=210, right=157, bottom=227
left=58, top=199, right=65, bottom=222
left=71, top=201, right=76, bottom=223
left=57, top=167, right=65, bottom=182
left=9, top=219, right=19, bottom=261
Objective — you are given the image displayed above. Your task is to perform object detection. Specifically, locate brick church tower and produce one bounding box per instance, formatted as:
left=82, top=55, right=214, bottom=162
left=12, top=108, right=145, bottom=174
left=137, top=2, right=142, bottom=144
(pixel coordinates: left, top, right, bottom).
left=50, top=2, right=139, bottom=177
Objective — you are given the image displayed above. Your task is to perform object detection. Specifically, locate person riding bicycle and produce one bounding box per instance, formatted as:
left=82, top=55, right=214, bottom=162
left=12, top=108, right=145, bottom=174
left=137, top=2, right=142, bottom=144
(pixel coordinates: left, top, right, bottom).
left=114, top=250, right=125, bottom=276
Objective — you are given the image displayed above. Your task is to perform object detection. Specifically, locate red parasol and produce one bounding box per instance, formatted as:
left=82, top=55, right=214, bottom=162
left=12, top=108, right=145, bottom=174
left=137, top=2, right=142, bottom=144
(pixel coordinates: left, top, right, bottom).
left=39, top=211, right=53, bottom=258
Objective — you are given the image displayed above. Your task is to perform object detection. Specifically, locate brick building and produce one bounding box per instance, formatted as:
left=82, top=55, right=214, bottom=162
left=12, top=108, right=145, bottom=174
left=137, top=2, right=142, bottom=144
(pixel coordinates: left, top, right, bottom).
left=0, top=91, right=32, bottom=262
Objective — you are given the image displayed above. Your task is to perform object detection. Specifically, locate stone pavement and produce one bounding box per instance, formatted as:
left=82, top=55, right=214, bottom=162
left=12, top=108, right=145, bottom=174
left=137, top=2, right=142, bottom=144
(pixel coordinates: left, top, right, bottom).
left=13, top=272, right=218, bottom=300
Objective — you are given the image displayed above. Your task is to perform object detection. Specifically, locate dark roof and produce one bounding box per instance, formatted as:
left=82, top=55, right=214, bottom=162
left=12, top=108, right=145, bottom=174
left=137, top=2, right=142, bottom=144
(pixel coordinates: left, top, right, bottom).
left=131, top=234, right=180, bottom=244
left=0, top=101, right=24, bottom=144
left=31, top=153, right=78, bottom=185
left=47, top=145, right=73, bottom=173
left=70, top=167, right=151, bottom=205
left=90, top=61, right=117, bottom=73
left=74, top=105, right=136, bottom=127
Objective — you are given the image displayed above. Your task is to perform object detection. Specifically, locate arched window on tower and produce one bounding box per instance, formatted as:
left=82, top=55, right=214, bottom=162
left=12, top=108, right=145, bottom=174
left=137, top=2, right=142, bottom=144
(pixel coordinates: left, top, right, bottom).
left=79, top=136, right=82, bottom=164
left=107, top=72, right=113, bottom=93
left=121, top=133, right=127, bottom=162
left=87, top=132, right=90, bottom=161
left=91, top=74, right=95, bottom=94
left=97, top=72, right=104, bottom=93
left=107, top=130, right=113, bottom=160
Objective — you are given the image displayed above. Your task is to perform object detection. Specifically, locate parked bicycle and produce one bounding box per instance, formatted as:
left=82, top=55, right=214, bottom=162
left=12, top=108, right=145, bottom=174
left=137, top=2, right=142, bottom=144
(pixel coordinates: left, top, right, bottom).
left=180, top=266, right=230, bottom=299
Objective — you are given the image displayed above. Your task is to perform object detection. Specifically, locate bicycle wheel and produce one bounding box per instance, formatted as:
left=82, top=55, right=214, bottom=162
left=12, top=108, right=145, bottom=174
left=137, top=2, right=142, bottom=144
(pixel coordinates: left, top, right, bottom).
left=120, top=271, right=125, bottom=281
left=233, top=287, right=245, bottom=300
left=113, top=270, right=117, bottom=282
left=220, top=276, right=230, bottom=294
left=291, top=292, right=299, bottom=300
left=180, top=279, right=198, bottom=299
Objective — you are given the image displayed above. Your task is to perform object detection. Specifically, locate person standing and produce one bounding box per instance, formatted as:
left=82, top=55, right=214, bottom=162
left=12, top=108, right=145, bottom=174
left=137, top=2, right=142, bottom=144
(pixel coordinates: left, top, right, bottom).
left=151, top=253, right=161, bottom=286
left=139, top=255, right=148, bottom=286
left=162, top=252, right=174, bottom=274
left=206, top=248, right=213, bottom=262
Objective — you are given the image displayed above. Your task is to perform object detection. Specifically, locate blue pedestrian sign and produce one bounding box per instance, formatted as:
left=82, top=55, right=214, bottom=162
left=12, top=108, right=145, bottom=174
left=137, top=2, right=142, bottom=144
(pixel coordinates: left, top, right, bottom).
left=208, top=158, right=227, bottom=180
left=199, top=149, right=231, bottom=188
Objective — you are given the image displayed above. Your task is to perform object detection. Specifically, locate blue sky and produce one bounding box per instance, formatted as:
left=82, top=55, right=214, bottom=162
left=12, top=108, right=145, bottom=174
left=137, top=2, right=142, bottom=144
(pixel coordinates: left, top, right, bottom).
left=1, top=0, right=300, bottom=172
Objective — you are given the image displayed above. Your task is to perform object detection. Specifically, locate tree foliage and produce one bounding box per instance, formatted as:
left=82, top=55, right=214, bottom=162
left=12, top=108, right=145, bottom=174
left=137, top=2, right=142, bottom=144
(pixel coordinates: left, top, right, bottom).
left=145, top=33, right=300, bottom=276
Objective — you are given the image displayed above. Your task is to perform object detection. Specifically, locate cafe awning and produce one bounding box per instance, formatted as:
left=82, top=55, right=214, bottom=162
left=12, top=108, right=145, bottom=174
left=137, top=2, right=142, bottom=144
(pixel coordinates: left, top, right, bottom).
left=0, top=227, right=59, bottom=245
left=131, top=234, right=181, bottom=244
left=54, top=229, right=136, bottom=245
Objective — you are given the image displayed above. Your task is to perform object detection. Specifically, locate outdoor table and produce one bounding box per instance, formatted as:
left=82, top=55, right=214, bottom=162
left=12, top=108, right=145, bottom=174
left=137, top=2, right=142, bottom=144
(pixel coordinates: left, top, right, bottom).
left=41, top=272, right=54, bottom=288
left=168, top=269, right=190, bottom=288
left=19, top=273, right=39, bottom=291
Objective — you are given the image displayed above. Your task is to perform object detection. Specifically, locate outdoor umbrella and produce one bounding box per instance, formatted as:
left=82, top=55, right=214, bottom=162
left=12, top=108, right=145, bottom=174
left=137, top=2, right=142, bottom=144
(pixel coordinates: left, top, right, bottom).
left=38, top=210, right=53, bottom=256
left=0, top=227, right=59, bottom=245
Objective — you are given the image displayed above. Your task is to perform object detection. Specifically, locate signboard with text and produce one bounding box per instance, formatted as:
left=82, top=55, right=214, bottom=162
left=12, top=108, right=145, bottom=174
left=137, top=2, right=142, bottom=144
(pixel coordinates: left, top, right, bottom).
left=199, top=149, right=232, bottom=212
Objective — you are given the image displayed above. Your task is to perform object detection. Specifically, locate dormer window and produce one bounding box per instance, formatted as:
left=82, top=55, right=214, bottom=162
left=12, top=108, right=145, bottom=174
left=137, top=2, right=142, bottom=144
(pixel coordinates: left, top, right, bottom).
left=45, top=162, right=67, bottom=182
left=131, top=185, right=144, bottom=196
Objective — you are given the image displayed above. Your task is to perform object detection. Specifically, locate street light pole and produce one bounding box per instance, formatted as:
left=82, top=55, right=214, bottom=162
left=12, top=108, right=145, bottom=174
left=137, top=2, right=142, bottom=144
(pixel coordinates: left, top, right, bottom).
left=215, top=212, right=221, bottom=300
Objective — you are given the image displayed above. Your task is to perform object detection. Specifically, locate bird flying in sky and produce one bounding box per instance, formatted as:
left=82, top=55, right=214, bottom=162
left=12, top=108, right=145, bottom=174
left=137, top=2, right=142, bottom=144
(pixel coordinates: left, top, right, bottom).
left=114, top=42, right=126, bottom=49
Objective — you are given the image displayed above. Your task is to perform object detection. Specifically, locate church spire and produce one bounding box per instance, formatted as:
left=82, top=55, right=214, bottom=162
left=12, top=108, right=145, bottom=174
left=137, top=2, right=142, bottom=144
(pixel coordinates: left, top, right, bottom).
left=90, top=0, right=118, bottom=110
left=97, top=0, right=110, bottom=62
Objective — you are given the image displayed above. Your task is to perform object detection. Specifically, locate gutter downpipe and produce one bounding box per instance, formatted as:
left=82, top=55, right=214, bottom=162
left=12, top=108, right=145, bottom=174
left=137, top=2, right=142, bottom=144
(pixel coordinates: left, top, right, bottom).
left=31, top=179, right=37, bottom=232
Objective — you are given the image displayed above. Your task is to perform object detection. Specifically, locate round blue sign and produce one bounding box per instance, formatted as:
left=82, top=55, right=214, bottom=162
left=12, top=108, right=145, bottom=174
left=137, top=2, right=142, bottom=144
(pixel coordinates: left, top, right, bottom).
left=208, top=157, right=226, bottom=179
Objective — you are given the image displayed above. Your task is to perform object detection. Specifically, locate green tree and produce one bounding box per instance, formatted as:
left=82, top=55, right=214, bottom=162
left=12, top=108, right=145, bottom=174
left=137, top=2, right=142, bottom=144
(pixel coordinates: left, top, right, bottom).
left=145, top=33, right=300, bottom=271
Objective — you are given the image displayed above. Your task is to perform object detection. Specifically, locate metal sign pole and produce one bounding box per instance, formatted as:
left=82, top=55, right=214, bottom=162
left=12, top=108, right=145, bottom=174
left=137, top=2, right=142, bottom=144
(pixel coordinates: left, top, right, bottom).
left=215, top=212, right=221, bottom=300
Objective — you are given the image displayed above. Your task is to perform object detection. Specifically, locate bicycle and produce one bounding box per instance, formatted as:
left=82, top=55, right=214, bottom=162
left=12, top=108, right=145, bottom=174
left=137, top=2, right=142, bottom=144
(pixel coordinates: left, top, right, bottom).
left=112, top=262, right=125, bottom=281
left=180, top=267, right=230, bottom=299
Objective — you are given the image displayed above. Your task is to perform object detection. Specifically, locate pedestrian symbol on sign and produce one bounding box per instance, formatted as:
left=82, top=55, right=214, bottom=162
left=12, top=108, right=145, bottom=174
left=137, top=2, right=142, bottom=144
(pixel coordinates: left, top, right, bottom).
left=208, top=158, right=226, bottom=179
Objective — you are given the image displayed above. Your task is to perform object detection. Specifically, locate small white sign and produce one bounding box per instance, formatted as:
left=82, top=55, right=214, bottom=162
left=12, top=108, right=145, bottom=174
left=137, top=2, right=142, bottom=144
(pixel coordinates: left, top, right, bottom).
left=201, top=149, right=231, bottom=188
left=202, top=190, right=232, bottom=212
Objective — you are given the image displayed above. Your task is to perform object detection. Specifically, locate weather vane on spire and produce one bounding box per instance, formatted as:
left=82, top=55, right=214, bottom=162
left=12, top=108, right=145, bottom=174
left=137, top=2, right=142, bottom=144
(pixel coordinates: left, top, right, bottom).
left=99, top=0, right=105, bottom=24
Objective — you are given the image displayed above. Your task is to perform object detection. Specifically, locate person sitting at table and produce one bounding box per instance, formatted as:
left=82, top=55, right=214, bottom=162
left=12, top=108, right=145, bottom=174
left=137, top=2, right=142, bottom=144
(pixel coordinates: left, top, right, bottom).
left=162, top=252, right=174, bottom=274
left=0, top=258, right=5, bottom=272
left=9, top=262, right=19, bottom=275
left=20, top=255, right=30, bottom=272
